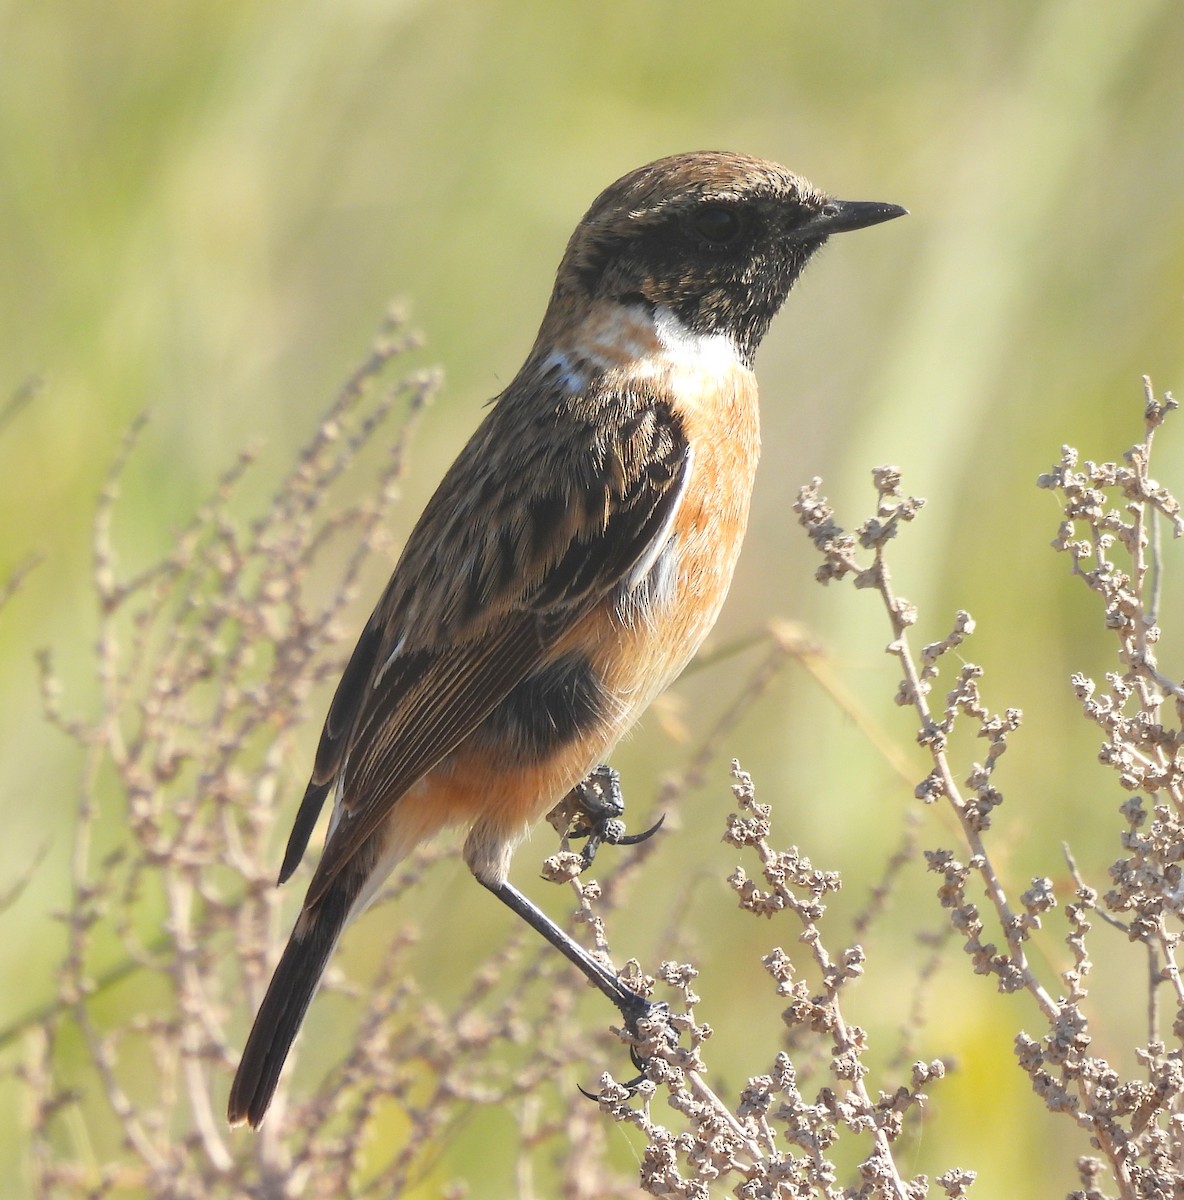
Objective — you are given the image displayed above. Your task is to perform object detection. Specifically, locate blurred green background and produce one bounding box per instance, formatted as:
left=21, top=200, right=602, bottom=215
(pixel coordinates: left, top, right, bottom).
left=2, top=0, right=1183, bottom=1194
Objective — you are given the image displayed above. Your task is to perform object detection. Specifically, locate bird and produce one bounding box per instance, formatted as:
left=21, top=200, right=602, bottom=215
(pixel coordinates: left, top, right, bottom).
left=227, top=150, right=905, bottom=1128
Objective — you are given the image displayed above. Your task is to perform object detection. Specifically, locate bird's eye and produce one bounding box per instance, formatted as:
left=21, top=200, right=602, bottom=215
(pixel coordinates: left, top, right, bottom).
left=690, top=205, right=743, bottom=245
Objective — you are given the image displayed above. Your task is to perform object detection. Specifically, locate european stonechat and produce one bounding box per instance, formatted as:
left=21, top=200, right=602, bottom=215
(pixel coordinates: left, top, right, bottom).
left=228, top=150, right=905, bottom=1127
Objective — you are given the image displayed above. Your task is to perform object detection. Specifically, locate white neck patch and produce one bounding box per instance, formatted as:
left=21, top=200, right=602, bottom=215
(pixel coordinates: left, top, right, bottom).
left=653, top=304, right=743, bottom=374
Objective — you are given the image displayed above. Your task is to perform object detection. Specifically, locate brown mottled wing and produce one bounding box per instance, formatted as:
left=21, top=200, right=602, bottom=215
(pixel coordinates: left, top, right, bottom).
left=288, top=377, right=691, bottom=910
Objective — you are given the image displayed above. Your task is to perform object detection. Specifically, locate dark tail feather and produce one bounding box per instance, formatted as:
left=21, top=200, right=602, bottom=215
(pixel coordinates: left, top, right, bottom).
left=228, top=881, right=355, bottom=1128
left=278, top=778, right=333, bottom=885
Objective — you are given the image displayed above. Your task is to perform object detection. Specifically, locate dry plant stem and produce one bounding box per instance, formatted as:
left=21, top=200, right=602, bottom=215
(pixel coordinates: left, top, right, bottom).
left=1063, top=838, right=1162, bottom=1046
left=16, top=314, right=539, bottom=1199
left=795, top=383, right=1184, bottom=1200
left=734, top=771, right=914, bottom=1200
left=1045, top=386, right=1184, bottom=1006
left=5, top=335, right=438, bottom=1051
left=1100, top=380, right=1184, bottom=703
left=685, top=1071, right=769, bottom=1160
left=585, top=763, right=952, bottom=1199
left=798, top=468, right=1060, bottom=1019
left=873, top=551, right=1060, bottom=1019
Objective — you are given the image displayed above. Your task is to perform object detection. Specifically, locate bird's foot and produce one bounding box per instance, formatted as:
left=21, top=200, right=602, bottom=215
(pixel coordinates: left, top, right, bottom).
left=579, top=994, right=678, bottom=1100
left=562, top=765, right=665, bottom=871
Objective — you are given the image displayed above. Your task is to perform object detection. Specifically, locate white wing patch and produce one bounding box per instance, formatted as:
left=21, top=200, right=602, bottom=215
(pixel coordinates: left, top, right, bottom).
left=372, top=633, right=407, bottom=689
left=615, top=443, right=692, bottom=627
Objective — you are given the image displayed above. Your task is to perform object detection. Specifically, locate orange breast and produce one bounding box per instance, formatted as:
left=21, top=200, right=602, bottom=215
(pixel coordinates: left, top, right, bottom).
left=594, top=345, right=761, bottom=700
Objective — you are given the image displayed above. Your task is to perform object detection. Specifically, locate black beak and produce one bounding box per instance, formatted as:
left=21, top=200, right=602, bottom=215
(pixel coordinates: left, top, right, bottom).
left=790, top=198, right=908, bottom=244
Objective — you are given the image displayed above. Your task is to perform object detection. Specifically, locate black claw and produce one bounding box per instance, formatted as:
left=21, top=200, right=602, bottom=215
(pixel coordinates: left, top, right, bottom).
left=577, top=1058, right=647, bottom=1101
left=611, top=812, right=666, bottom=847
left=619, top=1043, right=649, bottom=1087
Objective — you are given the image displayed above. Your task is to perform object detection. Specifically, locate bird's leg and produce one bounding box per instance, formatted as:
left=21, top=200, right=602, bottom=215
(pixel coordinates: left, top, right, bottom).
left=504, top=766, right=672, bottom=1091
left=481, top=877, right=662, bottom=1028
left=563, top=764, right=665, bottom=871
left=482, top=876, right=674, bottom=1094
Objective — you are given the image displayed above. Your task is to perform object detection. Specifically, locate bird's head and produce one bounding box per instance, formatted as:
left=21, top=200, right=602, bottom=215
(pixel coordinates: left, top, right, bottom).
left=548, top=150, right=906, bottom=365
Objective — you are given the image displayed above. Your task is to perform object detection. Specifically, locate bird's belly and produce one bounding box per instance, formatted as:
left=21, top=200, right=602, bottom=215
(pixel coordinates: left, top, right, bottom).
left=599, top=522, right=742, bottom=707
left=599, top=384, right=759, bottom=704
